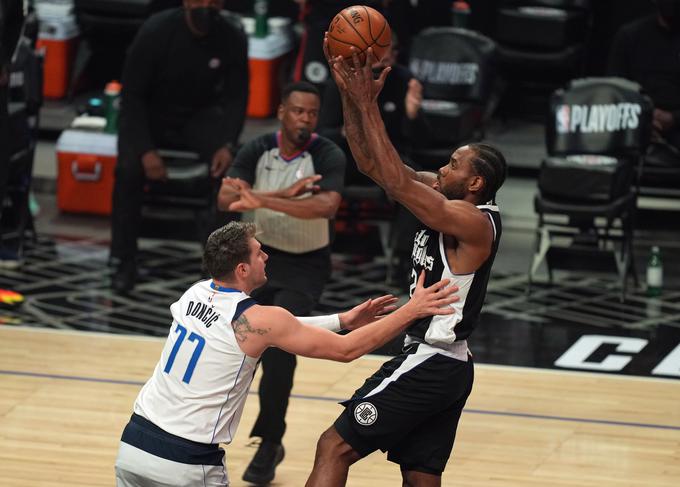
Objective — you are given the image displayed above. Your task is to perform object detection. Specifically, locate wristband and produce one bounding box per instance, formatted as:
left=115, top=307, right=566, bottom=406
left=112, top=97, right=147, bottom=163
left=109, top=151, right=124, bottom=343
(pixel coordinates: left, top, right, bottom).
left=297, top=314, right=342, bottom=332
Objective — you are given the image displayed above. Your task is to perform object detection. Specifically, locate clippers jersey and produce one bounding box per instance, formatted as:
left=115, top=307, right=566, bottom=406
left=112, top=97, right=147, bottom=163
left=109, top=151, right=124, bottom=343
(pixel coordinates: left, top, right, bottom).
left=133, top=280, right=258, bottom=445
left=406, top=205, right=501, bottom=347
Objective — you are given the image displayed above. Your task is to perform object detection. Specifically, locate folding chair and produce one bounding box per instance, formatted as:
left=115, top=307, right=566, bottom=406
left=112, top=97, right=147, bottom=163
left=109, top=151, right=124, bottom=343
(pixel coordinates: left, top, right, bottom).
left=528, top=77, right=653, bottom=301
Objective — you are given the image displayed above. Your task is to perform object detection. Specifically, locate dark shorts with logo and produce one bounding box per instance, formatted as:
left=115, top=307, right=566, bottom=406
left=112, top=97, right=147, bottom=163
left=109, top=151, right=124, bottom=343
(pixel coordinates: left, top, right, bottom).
left=334, top=343, right=474, bottom=475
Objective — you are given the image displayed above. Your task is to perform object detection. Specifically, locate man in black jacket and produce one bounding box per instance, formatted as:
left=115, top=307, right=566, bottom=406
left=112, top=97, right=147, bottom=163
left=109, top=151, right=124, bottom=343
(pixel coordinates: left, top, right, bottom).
left=111, top=0, right=249, bottom=293
left=608, top=0, right=680, bottom=156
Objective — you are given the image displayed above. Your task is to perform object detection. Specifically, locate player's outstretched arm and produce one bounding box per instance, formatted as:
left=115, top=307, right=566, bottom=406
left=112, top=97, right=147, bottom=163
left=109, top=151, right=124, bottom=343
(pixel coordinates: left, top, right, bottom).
left=296, top=294, right=399, bottom=332
left=233, top=273, right=458, bottom=361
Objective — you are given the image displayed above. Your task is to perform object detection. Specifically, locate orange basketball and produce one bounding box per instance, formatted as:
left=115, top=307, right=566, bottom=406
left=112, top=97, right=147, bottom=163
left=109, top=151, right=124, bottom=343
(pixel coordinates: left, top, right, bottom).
left=327, top=5, right=391, bottom=64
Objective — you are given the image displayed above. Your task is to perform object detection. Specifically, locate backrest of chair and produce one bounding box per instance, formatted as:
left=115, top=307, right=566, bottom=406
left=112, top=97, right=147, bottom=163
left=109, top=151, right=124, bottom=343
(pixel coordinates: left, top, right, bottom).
left=501, top=0, right=590, bottom=10
left=547, top=77, right=653, bottom=158
left=10, top=38, right=44, bottom=117
left=408, top=27, right=497, bottom=104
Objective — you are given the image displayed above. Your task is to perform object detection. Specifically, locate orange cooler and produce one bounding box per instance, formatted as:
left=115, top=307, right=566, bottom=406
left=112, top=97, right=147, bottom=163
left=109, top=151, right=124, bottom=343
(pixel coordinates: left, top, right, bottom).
left=247, top=33, right=293, bottom=118
left=56, top=130, right=117, bottom=215
left=37, top=14, right=79, bottom=99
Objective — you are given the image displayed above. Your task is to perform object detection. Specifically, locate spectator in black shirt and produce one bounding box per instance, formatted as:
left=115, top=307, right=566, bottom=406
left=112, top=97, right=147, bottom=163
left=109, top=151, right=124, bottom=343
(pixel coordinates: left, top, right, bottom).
left=608, top=0, right=680, bottom=158
left=111, top=0, right=249, bottom=293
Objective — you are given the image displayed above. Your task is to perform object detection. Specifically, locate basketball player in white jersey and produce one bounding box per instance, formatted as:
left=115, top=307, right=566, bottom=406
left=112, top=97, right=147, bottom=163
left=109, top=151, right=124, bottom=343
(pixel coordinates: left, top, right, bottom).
left=305, top=44, right=508, bottom=486
left=114, top=221, right=459, bottom=487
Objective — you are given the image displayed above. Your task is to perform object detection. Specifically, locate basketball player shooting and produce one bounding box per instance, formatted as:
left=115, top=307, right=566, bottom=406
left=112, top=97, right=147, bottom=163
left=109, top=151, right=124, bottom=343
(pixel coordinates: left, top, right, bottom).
left=304, top=28, right=509, bottom=487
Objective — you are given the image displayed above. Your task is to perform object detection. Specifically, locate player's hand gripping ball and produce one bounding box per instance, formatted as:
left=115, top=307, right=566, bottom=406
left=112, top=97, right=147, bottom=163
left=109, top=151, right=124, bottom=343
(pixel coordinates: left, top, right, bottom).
left=327, top=5, right=391, bottom=64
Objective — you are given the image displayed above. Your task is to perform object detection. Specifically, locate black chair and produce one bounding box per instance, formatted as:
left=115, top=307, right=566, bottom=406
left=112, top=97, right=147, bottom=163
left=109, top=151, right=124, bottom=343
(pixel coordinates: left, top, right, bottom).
left=494, top=0, right=592, bottom=119
left=528, top=77, right=653, bottom=300
left=141, top=149, right=219, bottom=244
left=407, top=26, right=499, bottom=170
left=1, top=16, right=44, bottom=261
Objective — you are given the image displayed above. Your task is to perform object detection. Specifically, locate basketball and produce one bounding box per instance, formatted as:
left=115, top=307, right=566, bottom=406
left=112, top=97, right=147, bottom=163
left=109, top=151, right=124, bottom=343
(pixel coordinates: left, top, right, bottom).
left=327, top=5, right=391, bottom=64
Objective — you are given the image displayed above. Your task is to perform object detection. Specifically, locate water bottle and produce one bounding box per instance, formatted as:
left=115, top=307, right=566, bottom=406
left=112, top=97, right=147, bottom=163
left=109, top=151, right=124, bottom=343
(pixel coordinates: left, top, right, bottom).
left=646, top=246, right=663, bottom=297
left=103, top=80, right=122, bottom=133
left=451, top=1, right=471, bottom=28
left=254, top=0, right=269, bottom=38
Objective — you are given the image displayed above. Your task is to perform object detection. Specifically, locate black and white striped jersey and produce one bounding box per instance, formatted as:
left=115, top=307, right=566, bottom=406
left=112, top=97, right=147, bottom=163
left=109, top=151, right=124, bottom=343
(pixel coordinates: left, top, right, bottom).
left=405, top=205, right=502, bottom=347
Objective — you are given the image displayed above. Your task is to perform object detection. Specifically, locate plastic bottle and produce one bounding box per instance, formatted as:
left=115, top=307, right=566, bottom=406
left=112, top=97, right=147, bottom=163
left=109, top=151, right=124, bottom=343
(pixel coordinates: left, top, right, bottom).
left=103, top=80, right=122, bottom=133
left=646, top=246, right=663, bottom=297
left=451, top=1, right=471, bottom=28
left=254, top=0, right=269, bottom=38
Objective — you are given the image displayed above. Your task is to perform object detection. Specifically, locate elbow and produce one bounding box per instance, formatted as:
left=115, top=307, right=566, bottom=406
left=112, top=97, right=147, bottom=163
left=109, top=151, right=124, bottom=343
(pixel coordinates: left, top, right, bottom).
left=334, top=343, right=360, bottom=363
left=338, top=352, right=357, bottom=363
left=320, top=199, right=341, bottom=219
left=321, top=206, right=339, bottom=219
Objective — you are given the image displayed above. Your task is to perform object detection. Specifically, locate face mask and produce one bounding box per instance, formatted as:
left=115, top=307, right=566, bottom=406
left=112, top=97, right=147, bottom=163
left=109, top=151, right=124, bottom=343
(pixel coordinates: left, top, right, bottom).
left=189, top=7, right=219, bottom=35
left=656, top=0, right=680, bottom=30
left=296, top=128, right=311, bottom=144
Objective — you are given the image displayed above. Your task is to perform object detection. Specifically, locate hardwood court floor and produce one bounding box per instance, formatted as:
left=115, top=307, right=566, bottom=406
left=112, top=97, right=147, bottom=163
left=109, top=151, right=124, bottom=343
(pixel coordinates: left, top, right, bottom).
left=1, top=326, right=679, bottom=487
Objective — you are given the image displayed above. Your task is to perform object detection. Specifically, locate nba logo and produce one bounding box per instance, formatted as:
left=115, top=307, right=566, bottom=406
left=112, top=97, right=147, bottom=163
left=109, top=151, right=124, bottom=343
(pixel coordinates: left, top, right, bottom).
left=556, top=105, right=570, bottom=134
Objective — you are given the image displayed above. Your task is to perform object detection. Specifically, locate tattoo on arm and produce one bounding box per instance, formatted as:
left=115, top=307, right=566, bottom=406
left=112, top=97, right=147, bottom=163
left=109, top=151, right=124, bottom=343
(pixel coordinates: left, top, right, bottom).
left=341, top=95, right=377, bottom=176
left=231, top=314, right=269, bottom=343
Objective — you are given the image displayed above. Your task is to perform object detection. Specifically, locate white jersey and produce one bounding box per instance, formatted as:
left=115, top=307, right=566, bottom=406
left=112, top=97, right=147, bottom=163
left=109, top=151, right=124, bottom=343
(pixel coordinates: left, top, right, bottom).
left=134, top=280, right=258, bottom=445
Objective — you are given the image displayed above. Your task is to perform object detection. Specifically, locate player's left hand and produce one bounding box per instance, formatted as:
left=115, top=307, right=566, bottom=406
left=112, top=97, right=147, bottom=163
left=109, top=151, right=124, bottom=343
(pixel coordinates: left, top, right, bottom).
left=339, top=294, right=399, bottom=331
left=211, top=147, right=234, bottom=178
left=228, top=185, right=263, bottom=211
left=324, top=36, right=390, bottom=103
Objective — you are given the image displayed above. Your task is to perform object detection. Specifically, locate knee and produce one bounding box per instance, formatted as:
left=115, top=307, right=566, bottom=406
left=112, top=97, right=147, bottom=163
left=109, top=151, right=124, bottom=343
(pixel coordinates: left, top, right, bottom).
left=315, top=427, right=358, bottom=465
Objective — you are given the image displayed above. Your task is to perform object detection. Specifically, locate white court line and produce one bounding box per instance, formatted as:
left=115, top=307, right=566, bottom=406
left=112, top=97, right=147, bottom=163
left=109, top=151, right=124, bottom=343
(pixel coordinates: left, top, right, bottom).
left=3, top=325, right=678, bottom=384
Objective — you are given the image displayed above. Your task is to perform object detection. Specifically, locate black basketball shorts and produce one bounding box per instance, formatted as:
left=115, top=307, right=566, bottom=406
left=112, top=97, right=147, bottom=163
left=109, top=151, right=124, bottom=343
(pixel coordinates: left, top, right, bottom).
left=334, top=343, right=474, bottom=475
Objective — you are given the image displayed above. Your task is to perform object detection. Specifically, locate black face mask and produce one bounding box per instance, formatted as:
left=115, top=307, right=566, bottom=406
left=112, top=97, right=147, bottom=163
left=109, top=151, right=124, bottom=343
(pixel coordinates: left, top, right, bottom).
left=188, top=7, right=219, bottom=36
left=656, top=0, right=680, bottom=31
left=296, top=128, right=311, bottom=144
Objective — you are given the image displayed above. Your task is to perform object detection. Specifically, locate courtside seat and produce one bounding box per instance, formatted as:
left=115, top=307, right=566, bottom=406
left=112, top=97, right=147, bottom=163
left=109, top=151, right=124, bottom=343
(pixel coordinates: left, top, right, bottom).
left=141, top=149, right=218, bottom=244
left=529, top=77, right=653, bottom=301
left=493, top=0, right=592, bottom=118
left=407, top=27, right=499, bottom=170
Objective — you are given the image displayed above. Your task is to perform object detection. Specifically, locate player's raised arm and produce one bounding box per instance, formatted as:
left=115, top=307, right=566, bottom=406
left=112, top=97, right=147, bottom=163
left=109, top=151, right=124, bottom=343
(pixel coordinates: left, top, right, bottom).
left=324, top=42, right=491, bottom=247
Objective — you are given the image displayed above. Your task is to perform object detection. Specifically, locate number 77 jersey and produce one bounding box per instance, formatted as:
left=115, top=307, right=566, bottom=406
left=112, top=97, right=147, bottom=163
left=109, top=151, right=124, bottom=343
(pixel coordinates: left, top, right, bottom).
left=133, top=280, right=259, bottom=445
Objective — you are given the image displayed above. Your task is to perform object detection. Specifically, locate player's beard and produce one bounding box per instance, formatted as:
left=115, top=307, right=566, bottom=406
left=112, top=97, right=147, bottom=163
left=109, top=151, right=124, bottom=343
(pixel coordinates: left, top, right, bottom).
left=440, top=179, right=467, bottom=200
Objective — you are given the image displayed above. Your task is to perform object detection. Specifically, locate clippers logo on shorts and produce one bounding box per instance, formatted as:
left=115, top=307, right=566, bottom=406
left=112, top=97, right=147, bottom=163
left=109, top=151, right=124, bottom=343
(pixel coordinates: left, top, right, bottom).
left=354, top=402, right=378, bottom=426
left=409, top=59, right=478, bottom=85
left=555, top=103, right=642, bottom=134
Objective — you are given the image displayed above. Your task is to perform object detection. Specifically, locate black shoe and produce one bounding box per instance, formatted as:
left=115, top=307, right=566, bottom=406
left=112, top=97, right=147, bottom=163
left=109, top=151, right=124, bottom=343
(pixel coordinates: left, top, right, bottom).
left=111, top=261, right=137, bottom=294
left=242, top=440, right=285, bottom=485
